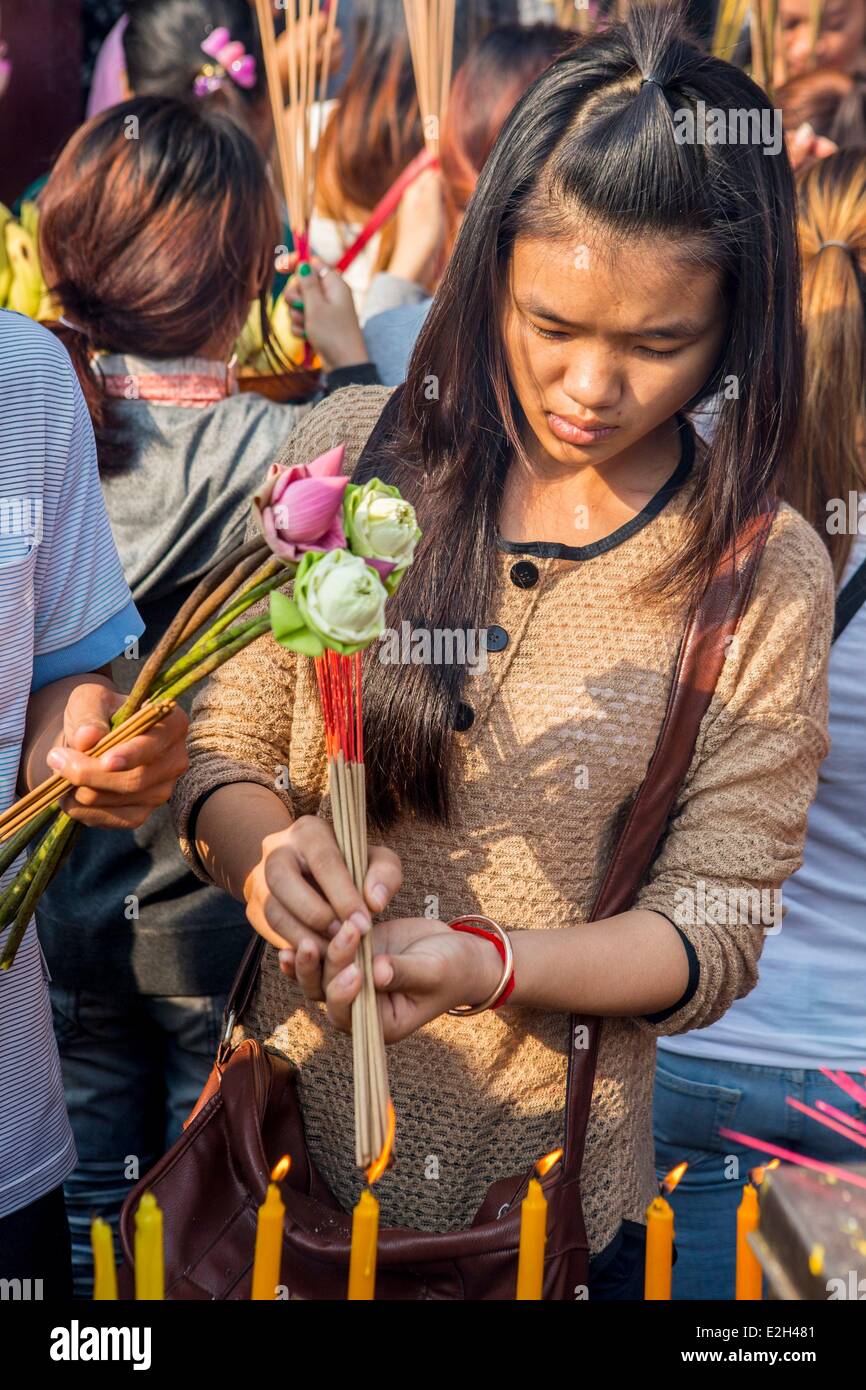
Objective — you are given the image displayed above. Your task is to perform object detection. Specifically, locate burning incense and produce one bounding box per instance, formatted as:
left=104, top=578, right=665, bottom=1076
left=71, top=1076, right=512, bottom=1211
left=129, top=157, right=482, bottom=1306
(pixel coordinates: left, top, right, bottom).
left=786, top=1097, right=866, bottom=1152
left=719, top=1128, right=866, bottom=1192
left=820, top=1067, right=866, bottom=1107
left=816, top=1100, right=866, bottom=1137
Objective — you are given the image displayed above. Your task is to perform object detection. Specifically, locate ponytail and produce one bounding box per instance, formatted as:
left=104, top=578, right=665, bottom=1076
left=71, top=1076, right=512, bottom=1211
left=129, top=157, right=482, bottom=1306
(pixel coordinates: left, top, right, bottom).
left=787, top=151, right=866, bottom=579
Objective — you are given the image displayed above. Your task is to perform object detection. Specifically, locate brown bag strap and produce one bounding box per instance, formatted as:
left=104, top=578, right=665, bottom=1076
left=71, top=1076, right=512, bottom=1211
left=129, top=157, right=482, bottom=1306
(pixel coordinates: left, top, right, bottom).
left=561, top=495, right=779, bottom=1179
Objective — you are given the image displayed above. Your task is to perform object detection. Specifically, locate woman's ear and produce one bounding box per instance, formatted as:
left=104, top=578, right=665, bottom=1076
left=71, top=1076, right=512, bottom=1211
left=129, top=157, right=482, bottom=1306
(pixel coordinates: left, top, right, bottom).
left=119, top=67, right=132, bottom=100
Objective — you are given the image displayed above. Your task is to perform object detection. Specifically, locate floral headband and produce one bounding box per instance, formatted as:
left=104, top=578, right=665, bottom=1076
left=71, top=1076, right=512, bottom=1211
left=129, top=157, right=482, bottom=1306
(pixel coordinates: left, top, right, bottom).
left=193, top=27, right=257, bottom=98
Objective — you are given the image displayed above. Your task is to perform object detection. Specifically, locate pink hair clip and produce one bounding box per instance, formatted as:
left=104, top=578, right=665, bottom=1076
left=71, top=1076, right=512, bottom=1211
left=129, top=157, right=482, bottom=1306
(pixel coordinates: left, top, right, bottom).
left=193, top=26, right=257, bottom=97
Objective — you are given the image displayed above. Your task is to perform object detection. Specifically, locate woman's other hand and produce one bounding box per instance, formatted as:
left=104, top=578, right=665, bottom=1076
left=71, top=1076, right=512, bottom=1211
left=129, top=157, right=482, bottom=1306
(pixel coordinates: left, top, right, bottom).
left=312, top=916, right=504, bottom=1042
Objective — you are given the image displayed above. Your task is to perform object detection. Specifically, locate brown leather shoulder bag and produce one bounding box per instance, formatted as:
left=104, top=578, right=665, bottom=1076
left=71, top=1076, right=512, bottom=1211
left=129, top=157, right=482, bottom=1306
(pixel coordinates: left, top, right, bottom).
left=119, top=415, right=778, bottom=1299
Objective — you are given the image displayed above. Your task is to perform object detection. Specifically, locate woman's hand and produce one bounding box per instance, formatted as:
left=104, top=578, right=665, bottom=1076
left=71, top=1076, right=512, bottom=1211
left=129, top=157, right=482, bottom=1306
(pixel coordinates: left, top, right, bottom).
left=45, top=683, right=189, bottom=830
left=243, top=815, right=403, bottom=988
left=283, top=916, right=504, bottom=1042
left=283, top=254, right=369, bottom=371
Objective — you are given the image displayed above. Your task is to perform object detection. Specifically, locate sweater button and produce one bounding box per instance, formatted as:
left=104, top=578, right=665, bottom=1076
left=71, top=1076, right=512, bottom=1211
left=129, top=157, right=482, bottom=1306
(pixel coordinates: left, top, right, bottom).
left=453, top=701, right=475, bottom=731
left=510, top=560, right=538, bottom=589
left=484, top=625, right=508, bottom=653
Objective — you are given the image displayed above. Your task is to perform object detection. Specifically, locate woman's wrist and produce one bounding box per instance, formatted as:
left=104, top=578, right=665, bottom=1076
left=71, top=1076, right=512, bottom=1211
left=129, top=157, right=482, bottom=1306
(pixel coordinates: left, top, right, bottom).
left=453, top=927, right=509, bottom=1009
left=194, top=781, right=293, bottom=902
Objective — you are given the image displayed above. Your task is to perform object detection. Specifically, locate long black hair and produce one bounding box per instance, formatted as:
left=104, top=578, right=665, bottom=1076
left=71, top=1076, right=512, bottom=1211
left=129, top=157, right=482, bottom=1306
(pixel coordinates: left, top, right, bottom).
left=357, top=4, right=802, bottom=831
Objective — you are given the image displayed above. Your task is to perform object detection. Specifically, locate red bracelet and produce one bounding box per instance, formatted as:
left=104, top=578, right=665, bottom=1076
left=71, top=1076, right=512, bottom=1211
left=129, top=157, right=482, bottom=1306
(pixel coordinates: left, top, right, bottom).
left=446, top=915, right=515, bottom=1015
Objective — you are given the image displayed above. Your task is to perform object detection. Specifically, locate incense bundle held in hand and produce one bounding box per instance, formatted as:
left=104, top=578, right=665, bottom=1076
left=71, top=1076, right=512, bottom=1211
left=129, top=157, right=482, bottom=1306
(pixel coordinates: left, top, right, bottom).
left=255, top=446, right=421, bottom=1168
left=0, top=538, right=296, bottom=973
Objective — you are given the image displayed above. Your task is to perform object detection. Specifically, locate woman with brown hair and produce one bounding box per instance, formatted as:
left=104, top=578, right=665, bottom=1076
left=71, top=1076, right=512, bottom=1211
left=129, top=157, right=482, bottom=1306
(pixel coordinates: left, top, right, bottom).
left=35, top=93, right=376, bottom=1296
left=173, top=10, right=833, bottom=1298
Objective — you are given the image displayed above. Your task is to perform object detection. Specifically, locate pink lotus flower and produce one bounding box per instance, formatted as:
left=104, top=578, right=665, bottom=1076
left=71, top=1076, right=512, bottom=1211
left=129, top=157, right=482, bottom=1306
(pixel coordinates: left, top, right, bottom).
left=253, top=444, right=349, bottom=562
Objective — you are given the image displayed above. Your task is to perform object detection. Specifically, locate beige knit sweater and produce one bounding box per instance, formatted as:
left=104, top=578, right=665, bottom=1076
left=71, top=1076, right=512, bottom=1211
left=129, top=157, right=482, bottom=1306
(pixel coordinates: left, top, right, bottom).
left=171, top=386, right=833, bottom=1258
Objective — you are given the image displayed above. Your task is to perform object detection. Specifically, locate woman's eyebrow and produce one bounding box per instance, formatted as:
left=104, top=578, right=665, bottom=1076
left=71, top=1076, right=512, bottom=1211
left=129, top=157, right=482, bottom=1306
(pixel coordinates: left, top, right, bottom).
left=520, top=298, right=707, bottom=339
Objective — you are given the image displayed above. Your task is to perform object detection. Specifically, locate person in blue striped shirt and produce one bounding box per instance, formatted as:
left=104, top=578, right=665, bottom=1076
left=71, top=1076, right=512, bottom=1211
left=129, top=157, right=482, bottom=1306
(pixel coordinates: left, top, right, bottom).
left=0, top=309, right=188, bottom=1298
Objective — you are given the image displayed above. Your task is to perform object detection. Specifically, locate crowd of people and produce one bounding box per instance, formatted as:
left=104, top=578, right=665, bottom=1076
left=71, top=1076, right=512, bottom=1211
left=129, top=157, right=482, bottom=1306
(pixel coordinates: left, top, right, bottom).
left=1, top=0, right=865, bottom=1303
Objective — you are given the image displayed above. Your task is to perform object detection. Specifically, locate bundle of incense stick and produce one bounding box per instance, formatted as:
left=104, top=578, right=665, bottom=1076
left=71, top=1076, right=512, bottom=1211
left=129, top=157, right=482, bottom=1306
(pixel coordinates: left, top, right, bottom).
left=750, top=0, right=782, bottom=93
left=0, top=537, right=295, bottom=972
left=402, top=0, right=457, bottom=157
left=253, top=0, right=340, bottom=255
left=314, top=649, right=389, bottom=1169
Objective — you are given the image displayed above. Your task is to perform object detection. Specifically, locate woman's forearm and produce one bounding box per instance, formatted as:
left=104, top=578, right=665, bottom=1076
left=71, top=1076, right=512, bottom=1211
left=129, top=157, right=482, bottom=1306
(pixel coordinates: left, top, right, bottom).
left=507, top=909, right=690, bottom=1016
left=194, top=781, right=293, bottom=903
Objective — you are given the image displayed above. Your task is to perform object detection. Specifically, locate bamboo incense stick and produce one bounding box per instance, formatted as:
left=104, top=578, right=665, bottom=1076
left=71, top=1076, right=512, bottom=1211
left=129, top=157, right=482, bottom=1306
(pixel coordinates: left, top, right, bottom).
left=254, top=0, right=300, bottom=228
left=316, top=652, right=390, bottom=1169
left=403, top=0, right=457, bottom=157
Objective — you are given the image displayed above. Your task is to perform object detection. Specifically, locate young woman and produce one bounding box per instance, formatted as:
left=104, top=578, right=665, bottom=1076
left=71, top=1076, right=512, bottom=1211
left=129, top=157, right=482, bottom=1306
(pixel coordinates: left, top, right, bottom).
left=0, top=310, right=187, bottom=1297
left=35, top=94, right=376, bottom=1296
left=654, top=150, right=866, bottom=1301
left=173, top=10, right=834, bottom=1298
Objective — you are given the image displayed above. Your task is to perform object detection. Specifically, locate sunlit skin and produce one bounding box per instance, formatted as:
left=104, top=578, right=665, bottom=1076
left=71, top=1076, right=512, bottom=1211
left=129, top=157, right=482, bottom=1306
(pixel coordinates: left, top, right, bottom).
left=777, top=0, right=866, bottom=79
left=195, top=227, right=732, bottom=1040
left=500, top=232, right=728, bottom=547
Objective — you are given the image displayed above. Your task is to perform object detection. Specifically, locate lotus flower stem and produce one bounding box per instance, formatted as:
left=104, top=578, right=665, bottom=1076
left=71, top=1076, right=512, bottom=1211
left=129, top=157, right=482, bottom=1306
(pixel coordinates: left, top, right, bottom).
left=154, top=565, right=293, bottom=688
left=154, top=617, right=271, bottom=703
left=171, top=542, right=272, bottom=649
left=150, top=617, right=268, bottom=697
left=114, top=538, right=269, bottom=722
left=0, top=815, right=76, bottom=970
left=0, top=803, right=57, bottom=879
left=0, top=811, right=73, bottom=935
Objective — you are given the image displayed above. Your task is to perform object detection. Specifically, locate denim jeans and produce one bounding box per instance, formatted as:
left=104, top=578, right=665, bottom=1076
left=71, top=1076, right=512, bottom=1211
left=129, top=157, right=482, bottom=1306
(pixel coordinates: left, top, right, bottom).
left=49, top=987, right=225, bottom=1298
left=653, top=1050, right=866, bottom=1301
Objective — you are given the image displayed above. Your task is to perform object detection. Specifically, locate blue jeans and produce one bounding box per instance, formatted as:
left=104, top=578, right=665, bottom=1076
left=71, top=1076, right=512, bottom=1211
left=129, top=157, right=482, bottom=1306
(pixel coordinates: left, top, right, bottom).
left=49, top=987, right=225, bottom=1298
left=653, top=1050, right=866, bottom=1300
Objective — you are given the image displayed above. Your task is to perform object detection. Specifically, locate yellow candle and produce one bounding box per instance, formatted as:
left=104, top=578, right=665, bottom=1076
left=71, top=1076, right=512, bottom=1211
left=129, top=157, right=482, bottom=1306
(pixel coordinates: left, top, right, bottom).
left=735, top=1183, right=762, bottom=1300
left=348, top=1189, right=379, bottom=1300
left=516, top=1177, right=547, bottom=1300
left=134, top=1192, right=164, bottom=1301
left=251, top=1182, right=286, bottom=1300
left=644, top=1195, right=674, bottom=1300
left=91, top=1216, right=118, bottom=1300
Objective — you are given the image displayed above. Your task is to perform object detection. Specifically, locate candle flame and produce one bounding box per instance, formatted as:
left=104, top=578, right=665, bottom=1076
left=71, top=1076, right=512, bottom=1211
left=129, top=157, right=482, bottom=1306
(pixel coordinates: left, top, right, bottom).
left=271, top=1155, right=291, bottom=1182
left=365, top=1101, right=396, bottom=1186
left=751, top=1159, right=780, bottom=1185
left=535, top=1147, right=564, bottom=1179
left=661, top=1161, right=688, bottom=1194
